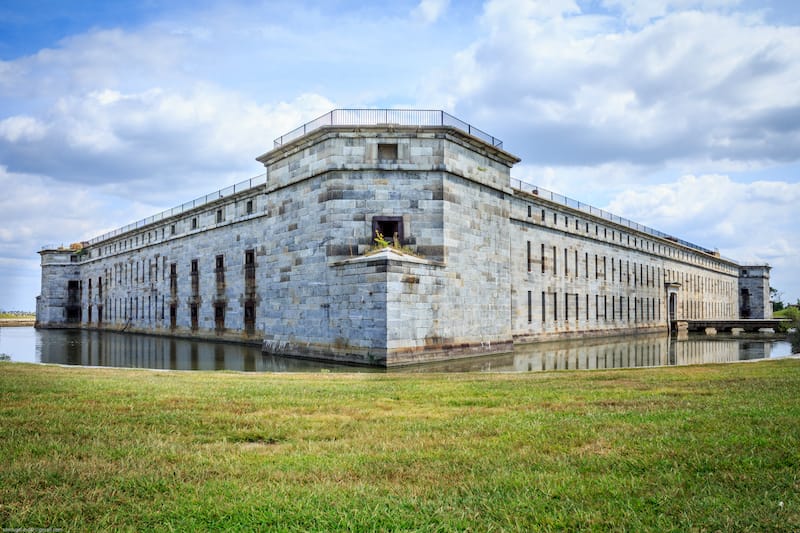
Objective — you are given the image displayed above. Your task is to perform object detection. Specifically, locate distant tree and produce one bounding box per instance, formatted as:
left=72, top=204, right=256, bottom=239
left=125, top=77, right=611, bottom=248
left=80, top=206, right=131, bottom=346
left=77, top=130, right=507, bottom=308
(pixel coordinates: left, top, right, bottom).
left=771, top=287, right=785, bottom=312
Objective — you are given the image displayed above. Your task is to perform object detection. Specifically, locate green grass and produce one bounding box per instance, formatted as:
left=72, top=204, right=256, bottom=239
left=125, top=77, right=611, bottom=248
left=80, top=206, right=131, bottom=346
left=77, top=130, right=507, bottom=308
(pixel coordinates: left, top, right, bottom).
left=0, top=312, right=34, bottom=319
left=1, top=360, right=799, bottom=531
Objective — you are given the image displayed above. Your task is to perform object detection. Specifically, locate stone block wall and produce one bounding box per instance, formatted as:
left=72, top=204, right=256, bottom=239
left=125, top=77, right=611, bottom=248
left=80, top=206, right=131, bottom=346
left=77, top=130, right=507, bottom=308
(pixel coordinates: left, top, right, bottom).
left=509, top=192, right=740, bottom=341
left=738, top=265, right=772, bottom=319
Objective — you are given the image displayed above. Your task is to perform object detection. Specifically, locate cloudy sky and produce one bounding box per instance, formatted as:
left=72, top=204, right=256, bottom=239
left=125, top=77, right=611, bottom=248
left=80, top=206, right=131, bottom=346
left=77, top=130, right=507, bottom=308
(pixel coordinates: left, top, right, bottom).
left=1, top=0, right=798, bottom=311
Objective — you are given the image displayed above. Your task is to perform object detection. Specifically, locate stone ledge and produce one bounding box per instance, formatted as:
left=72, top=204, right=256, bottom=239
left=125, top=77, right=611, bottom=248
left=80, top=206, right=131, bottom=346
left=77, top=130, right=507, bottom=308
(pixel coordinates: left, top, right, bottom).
left=330, top=247, right=444, bottom=267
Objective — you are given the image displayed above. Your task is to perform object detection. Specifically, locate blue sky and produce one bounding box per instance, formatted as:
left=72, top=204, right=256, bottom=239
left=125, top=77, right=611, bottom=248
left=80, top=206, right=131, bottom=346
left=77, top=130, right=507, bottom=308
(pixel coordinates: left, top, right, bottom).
left=1, top=0, right=798, bottom=311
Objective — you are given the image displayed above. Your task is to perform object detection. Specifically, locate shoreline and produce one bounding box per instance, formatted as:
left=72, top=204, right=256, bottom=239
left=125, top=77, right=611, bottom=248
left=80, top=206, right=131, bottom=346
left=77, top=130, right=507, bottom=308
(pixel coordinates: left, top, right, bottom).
left=0, top=318, right=36, bottom=327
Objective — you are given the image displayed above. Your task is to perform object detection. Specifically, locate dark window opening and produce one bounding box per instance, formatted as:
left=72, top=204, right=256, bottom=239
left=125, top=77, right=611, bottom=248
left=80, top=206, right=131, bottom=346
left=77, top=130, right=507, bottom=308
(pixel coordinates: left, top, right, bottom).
left=377, top=143, right=398, bottom=160
left=191, top=259, right=199, bottom=295
left=372, top=216, right=404, bottom=246
left=216, top=255, right=225, bottom=286
left=244, top=302, right=255, bottom=335
left=191, top=217, right=198, bottom=230
left=190, top=303, right=198, bottom=331
left=246, top=200, right=254, bottom=214
left=214, top=304, right=224, bottom=333
left=245, top=249, right=256, bottom=295
left=527, top=290, right=532, bottom=323
left=216, top=209, right=223, bottom=223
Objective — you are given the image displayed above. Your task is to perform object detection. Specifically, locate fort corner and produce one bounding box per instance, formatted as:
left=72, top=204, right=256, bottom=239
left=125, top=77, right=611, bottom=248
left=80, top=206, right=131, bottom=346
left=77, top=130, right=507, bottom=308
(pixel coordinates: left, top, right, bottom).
left=36, top=109, right=773, bottom=366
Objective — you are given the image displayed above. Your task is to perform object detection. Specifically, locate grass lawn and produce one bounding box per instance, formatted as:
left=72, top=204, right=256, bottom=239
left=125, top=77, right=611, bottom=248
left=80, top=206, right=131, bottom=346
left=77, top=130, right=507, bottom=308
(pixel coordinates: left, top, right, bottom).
left=1, top=359, right=799, bottom=531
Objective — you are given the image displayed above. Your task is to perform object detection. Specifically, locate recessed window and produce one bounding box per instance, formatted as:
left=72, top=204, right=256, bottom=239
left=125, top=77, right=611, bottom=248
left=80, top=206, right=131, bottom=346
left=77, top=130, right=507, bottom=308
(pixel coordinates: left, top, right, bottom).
left=377, top=143, right=398, bottom=161
left=216, top=209, right=223, bottom=223
left=246, top=200, right=254, bottom=214
left=191, top=217, right=198, bottom=230
left=372, top=216, right=404, bottom=245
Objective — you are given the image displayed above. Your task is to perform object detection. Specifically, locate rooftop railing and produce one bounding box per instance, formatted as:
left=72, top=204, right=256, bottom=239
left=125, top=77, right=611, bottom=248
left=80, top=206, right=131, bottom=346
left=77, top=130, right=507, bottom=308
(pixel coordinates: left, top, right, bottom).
left=75, top=173, right=267, bottom=248
left=510, top=178, right=735, bottom=262
left=273, top=109, right=504, bottom=149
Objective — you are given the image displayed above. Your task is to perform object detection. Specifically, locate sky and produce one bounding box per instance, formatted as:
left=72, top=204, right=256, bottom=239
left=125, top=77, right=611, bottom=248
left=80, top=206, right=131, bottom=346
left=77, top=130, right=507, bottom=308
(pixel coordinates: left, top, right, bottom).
left=0, top=0, right=798, bottom=311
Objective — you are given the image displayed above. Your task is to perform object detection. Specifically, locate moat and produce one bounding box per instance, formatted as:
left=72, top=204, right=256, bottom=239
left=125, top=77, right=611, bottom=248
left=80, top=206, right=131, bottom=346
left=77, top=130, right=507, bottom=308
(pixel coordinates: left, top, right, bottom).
left=1, top=327, right=794, bottom=373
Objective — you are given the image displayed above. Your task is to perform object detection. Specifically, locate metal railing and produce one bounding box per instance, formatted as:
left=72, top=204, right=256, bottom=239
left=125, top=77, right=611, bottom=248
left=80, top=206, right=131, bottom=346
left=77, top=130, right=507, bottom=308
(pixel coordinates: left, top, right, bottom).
left=273, top=109, right=504, bottom=149
left=79, top=173, right=267, bottom=247
left=511, top=178, right=734, bottom=261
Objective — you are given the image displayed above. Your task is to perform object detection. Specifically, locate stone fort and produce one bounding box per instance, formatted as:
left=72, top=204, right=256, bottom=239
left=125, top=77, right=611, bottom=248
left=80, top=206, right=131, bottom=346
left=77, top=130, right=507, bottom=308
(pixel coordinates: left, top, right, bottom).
left=36, top=109, right=772, bottom=366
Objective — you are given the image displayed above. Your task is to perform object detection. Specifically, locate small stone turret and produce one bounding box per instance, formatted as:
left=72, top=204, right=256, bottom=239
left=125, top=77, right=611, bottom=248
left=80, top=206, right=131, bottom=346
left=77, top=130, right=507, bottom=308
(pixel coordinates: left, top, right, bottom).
left=738, top=265, right=771, bottom=319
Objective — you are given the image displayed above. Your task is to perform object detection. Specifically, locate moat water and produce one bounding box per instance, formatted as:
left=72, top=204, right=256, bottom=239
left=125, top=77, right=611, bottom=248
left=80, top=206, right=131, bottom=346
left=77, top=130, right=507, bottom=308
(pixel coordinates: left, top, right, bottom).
left=0, top=327, right=794, bottom=373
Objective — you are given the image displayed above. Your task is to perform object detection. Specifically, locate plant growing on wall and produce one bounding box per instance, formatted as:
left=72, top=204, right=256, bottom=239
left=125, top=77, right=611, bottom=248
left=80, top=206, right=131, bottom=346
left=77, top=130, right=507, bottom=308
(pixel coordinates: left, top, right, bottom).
left=367, top=230, right=420, bottom=258
left=374, top=230, right=391, bottom=249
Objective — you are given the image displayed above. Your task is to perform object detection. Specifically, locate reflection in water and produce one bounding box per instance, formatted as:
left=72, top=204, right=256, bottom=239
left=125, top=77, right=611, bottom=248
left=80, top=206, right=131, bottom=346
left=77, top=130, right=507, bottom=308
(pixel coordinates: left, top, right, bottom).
left=0, top=327, right=794, bottom=373
left=399, top=334, right=793, bottom=373
left=32, top=329, right=369, bottom=372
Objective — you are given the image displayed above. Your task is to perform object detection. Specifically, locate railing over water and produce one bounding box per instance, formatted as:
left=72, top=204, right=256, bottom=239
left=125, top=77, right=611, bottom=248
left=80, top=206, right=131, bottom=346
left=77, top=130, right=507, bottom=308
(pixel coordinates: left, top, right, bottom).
left=273, top=109, right=504, bottom=149
left=511, top=178, right=732, bottom=260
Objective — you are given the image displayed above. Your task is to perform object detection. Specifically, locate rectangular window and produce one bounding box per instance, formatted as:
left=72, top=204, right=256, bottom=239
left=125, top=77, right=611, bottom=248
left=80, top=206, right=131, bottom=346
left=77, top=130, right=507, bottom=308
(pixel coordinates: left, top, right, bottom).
left=541, top=292, right=546, bottom=323
left=574, top=250, right=578, bottom=278
left=527, top=290, right=532, bottom=323
left=244, top=301, right=255, bottom=334
left=553, top=292, right=558, bottom=321
left=564, top=293, right=569, bottom=321
left=191, top=259, right=199, bottom=295
left=216, top=209, right=223, bottom=223
left=541, top=244, right=546, bottom=273
left=191, top=217, right=198, bottom=230
left=214, top=303, right=225, bottom=332
left=171, top=224, right=176, bottom=235
left=377, top=143, right=398, bottom=160
left=216, top=254, right=224, bottom=285
left=527, top=241, right=531, bottom=272
left=372, top=216, right=404, bottom=245
left=552, top=246, right=557, bottom=275
left=564, top=248, right=568, bottom=276
left=190, top=303, right=198, bottom=331
left=527, top=205, right=532, bottom=218
left=246, top=200, right=254, bottom=214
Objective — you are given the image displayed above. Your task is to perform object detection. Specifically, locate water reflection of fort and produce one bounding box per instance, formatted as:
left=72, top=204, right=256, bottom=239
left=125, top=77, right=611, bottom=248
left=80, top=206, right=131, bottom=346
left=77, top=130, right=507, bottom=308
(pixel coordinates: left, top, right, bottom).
left=35, top=329, right=788, bottom=373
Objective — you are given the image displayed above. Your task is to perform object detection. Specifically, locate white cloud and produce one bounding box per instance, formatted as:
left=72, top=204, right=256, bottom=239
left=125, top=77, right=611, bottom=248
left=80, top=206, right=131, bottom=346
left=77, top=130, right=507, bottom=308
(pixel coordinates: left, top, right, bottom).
left=412, top=0, right=450, bottom=24
left=0, top=116, right=47, bottom=142
left=428, top=0, right=800, bottom=170
left=605, top=174, right=800, bottom=301
left=0, top=85, right=334, bottom=199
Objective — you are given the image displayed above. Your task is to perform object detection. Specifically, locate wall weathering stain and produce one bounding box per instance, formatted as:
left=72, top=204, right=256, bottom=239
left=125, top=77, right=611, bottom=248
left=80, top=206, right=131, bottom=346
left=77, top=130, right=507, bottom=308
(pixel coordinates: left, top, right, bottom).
left=36, top=109, right=773, bottom=366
